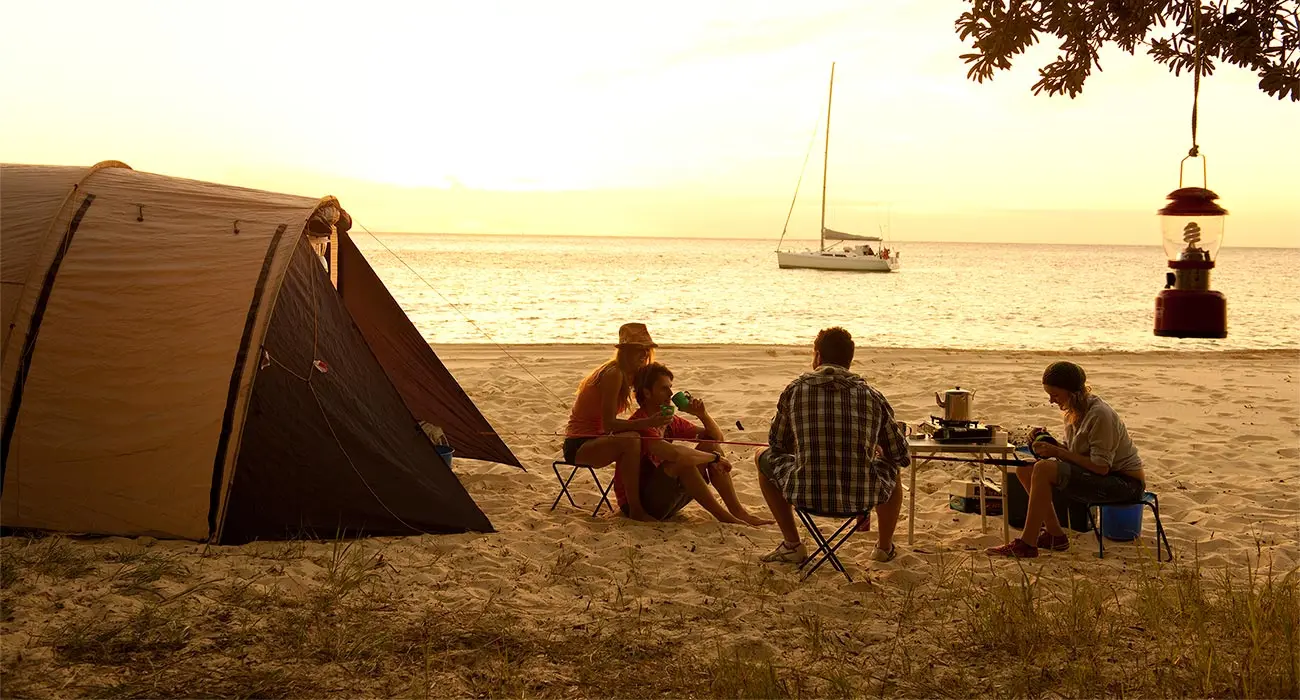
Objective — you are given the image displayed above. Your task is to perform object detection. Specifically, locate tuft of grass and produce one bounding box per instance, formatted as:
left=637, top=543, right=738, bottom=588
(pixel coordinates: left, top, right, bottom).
left=2, top=535, right=96, bottom=583
left=546, top=545, right=583, bottom=583
left=86, top=665, right=324, bottom=699
left=709, top=647, right=791, bottom=699
left=316, top=538, right=386, bottom=608
left=108, top=551, right=189, bottom=593
left=49, top=605, right=191, bottom=664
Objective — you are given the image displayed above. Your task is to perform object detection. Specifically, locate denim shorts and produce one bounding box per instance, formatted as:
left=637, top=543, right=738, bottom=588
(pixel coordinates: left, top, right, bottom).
left=1054, top=460, right=1144, bottom=503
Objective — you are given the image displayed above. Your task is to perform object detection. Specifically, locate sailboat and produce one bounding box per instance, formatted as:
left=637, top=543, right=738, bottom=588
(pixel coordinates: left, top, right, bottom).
left=776, top=63, right=900, bottom=272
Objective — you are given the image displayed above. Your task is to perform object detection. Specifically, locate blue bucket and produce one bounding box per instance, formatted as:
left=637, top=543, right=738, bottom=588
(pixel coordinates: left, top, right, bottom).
left=1101, top=503, right=1143, bottom=541
left=434, top=445, right=454, bottom=469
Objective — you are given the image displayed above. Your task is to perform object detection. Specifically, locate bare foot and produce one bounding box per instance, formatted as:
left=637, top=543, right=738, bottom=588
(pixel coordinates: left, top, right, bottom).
left=735, top=511, right=776, bottom=526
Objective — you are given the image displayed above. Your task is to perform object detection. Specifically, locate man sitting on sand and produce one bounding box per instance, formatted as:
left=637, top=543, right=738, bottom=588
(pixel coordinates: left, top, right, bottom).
left=754, top=327, right=910, bottom=563
left=614, top=362, right=773, bottom=526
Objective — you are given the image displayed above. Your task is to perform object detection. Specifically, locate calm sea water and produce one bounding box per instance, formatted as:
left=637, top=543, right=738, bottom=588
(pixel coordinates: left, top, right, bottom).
left=352, top=233, right=1300, bottom=351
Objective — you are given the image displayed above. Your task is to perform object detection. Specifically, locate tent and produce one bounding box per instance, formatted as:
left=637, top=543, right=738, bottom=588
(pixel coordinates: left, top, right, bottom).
left=0, top=161, right=519, bottom=543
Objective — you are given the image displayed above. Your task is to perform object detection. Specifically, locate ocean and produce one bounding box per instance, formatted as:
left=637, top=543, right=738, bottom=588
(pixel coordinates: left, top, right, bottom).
left=352, top=233, right=1300, bottom=351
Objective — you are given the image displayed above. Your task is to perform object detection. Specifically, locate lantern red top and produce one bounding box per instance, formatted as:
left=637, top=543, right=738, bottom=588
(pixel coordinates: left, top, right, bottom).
left=1158, top=187, right=1227, bottom=217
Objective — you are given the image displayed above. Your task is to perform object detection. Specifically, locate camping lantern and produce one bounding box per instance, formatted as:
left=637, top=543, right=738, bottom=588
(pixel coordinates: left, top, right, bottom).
left=1155, top=182, right=1227, bottom=338
left=1153, top=7, right=1228, bottom=339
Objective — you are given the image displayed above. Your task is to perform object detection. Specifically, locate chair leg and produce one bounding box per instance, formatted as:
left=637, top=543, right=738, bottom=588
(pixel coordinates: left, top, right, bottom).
left=795, top=511, right=839, bottom=575
left=1089, top=506, right=1106, bottom=558
left=796, top=511, right=858, bottom=582
left=551, top=462, right=583, bottom=511
left=1145, top=494, right=1173, bottom=562
left=588, top=468, right=615, bottom=518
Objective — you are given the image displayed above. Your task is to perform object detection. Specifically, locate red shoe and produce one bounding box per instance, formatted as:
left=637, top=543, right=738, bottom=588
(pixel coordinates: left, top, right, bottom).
left=1036, top=531, right=1070, bottom=551
left=986, top=539, right=1038, bottom=558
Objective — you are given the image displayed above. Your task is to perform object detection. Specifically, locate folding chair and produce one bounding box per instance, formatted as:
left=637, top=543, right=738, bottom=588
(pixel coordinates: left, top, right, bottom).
left=794, top=506, right=871, bottom=582
left=550, top=460, right=616, bottom=517
left=1082, top=491, right=1173, bottom=562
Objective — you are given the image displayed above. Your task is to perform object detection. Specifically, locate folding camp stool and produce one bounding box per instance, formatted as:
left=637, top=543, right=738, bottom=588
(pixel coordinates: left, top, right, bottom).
left=794, top=506, right=872, bottom=582
left=1082, top=491, right=1173, bottom=562
left=550, top=460, right=616, bottom=517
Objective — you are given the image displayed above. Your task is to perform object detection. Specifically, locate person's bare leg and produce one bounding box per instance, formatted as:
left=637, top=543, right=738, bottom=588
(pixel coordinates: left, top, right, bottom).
left=1017, top=461, right=1063, bottom=536
left=664, top=462, right=744, bottom=524
left=708, top=466, right=774, bottom=526
left=874, top=482, right=903, bottom=552
left=1008, top=460, right=1060, bottom=530
left=758, top=470, right=800, bottom=546
left=576, top=433, right=652, bottom=520
left=1015, top=463, right=1033, bottom=491
left=1021, top=461, right=1063, bottom=539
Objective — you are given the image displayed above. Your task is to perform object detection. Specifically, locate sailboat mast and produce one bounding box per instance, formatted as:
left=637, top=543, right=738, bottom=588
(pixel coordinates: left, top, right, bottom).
left=820, top=62, right=834, bottom=252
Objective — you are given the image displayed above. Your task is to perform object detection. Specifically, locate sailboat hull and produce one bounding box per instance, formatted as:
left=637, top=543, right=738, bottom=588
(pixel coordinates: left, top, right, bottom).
left=777, top=250, right=899, bottom=272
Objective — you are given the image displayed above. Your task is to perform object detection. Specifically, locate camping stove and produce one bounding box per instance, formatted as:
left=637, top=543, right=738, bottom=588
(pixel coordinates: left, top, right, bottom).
left=928, top=417, right=995, bottom=444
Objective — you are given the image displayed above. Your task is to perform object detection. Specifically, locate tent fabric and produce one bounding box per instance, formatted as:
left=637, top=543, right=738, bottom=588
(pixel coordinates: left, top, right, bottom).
left=0, top=162, right=512, bottom=541
left=220, top=237, right=492, bottom=543
left=338, top=233, right=521, bottom=468
left=0, top=166, right=316, bottom=538
left=0, top=162, right=131, bottom=422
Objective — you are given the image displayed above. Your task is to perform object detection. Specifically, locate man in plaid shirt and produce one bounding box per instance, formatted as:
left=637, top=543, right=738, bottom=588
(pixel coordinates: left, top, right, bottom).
left=753, top=327, right=910, bottom=564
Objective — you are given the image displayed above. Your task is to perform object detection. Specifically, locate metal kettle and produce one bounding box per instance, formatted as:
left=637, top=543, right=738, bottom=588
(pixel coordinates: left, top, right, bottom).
left=935, top=386, right=977, bottom=422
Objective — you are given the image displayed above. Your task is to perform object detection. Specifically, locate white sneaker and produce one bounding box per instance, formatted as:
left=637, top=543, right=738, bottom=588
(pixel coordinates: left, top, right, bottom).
left=760, top=541, right=808, bottom=563
left=871, top=544, right=897, bottom=563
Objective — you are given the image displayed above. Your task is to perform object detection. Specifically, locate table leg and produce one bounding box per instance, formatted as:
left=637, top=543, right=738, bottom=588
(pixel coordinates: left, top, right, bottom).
left=908, top=457, right=918, bottom=546
left=978, top=458, right=987, bottom=534
left=1000, top=463, right=1010, bottom=544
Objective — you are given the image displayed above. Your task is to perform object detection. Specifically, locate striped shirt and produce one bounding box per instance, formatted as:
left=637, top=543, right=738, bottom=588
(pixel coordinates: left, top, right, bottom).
left=766, top=364, right=910, bottom=514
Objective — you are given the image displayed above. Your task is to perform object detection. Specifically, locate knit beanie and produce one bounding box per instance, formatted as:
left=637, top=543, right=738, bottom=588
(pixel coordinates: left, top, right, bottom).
left=1042, top=361, right=1087, bottom=392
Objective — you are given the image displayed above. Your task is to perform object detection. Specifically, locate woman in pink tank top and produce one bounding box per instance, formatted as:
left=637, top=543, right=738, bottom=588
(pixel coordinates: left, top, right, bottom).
left=564, top=323, right=672, bottom=520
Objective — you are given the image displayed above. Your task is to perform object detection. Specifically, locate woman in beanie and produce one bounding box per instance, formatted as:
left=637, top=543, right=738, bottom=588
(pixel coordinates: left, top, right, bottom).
left=987, top=361, right=1145, bottom=558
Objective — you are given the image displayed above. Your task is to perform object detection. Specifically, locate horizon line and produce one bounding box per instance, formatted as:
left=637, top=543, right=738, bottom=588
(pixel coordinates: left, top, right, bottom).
left=354, top=231, right=1300, bottom=250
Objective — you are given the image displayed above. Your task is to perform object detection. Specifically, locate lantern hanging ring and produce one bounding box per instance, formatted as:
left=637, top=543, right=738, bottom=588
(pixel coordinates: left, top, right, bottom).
left=1179, top=152, right=1208, bottom=189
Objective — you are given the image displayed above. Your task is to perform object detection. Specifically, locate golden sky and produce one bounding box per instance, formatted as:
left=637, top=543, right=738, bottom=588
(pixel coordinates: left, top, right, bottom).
left=2, top=1, right=1296, bottom=246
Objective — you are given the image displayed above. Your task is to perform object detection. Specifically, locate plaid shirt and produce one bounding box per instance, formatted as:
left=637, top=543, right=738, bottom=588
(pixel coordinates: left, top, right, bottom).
left=766, top=364, right=910, bottom=514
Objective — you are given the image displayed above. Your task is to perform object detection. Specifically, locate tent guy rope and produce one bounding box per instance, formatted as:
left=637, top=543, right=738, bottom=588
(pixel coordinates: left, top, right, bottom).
left=355, top=222, right=572, bottom=410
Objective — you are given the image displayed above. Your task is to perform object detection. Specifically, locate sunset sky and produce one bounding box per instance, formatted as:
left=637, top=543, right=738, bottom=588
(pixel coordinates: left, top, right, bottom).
left=2, top=0, right=1296, bottom=246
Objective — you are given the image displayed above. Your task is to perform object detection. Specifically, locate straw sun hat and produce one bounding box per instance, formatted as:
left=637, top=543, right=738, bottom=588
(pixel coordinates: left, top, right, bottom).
left=616, top=322, right=657, bottom=348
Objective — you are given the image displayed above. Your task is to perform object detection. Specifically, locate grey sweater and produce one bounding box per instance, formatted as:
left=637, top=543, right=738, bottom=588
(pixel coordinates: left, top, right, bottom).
left=1064, top=395, right=1143, bottom=475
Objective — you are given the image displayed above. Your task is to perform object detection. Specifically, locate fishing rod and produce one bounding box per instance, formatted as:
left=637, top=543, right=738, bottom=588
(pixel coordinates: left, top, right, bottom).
left=480, top=431, right=772, bottom=448
left=482, top=432, right=1033, bottom=464
left=914, top=454, right=1031, bottom=467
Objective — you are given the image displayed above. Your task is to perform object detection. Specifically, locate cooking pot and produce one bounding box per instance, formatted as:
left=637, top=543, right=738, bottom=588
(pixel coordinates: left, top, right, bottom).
left=935, top=386, right=977, bottom=422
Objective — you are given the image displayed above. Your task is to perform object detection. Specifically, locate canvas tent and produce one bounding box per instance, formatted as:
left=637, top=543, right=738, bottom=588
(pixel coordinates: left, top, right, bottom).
left=0, top=161, right=519, bottom=543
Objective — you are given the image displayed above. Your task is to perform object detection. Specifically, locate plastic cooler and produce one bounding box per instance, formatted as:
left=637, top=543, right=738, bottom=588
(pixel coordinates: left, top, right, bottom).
left=435, top=445, right=455, bottom=469
left=1101, top=503, right=1144, bottom=541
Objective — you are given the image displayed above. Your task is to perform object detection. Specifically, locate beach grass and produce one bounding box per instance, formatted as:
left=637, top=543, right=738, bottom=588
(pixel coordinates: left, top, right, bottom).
left=3, top=532, right=1296, bottom=698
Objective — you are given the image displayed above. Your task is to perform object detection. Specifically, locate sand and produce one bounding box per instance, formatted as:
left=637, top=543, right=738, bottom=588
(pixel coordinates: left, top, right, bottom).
left=2, top=345, right=1297, bottom=696
left=440, top=345, right=1299, bottom=570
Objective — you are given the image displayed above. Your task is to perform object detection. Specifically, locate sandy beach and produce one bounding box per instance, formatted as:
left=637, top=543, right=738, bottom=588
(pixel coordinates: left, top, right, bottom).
left=2, top=345, right=1297, bottom=697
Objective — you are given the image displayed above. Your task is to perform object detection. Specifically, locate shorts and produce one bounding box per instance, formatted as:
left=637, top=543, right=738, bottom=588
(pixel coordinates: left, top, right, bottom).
left=756, top=447, right=781, bottom=483
left=563, top=436, right=596, bottom=464
left=1054, top=460, right=1144, bottom=503
left=620, top=459, right=709, bottom=520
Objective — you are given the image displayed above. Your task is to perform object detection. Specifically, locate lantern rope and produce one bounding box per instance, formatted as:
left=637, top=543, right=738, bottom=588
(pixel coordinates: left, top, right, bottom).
left=1189, top=1, right=1202, bottom=159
